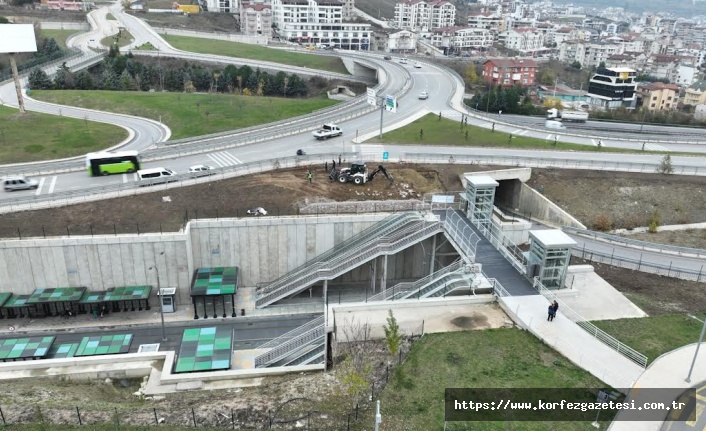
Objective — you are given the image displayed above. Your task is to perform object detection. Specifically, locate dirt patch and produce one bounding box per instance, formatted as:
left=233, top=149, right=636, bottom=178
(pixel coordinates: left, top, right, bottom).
left=131, top=10, right=241, bottom=33
left=527, top=169, right=706, bottom=230
left=450, top=313, right=490, bottom=329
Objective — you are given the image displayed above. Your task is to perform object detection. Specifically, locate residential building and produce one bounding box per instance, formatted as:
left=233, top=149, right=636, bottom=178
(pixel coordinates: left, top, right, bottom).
left=467, top=12, right=503, bottom=34
left=270, top=0, right=371, bottom=50
left=498, top=28, right=545, bottom=54
left=240, top=2, right=272, bottom=36
left=372, top=28, right=417, bottom=53
left=482, top=58, right=537, bottom=87
left=393, top=0, right=456, bottom=32
left=587, top=67, right=638, bottom=110
left=206, top=0, right=235, bottom=13
left=637, top=82, right=679, bottom=111
left=673, top=64, right=698, bottom=87
left=430, top=26, right=492, bottom=53
left=683, top=80, right=706, bottom=106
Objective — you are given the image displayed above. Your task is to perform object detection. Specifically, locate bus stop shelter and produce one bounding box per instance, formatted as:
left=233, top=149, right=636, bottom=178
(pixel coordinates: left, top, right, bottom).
left=191, top=267, right=239, bottom=319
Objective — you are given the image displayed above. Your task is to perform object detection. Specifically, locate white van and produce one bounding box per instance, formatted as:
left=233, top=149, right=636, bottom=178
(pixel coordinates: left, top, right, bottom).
left=137, top=167, right=176, bottom=186
left=545, top=120, right=566, bottom=130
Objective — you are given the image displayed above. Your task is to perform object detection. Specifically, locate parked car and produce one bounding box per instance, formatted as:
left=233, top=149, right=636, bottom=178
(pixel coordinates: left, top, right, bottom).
left=189, top=165, right=215, bottom=176
left=247, top=207, right=268, bottom=216
left=418, top=91, right=429, bottom=100
left=399, top=58, right=408, bottom=64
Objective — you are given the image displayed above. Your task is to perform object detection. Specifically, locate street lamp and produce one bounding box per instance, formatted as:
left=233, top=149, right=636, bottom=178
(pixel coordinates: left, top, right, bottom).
left=685, top=316, right=706, bottom=383
left=149, top=261, right=167, bottom=342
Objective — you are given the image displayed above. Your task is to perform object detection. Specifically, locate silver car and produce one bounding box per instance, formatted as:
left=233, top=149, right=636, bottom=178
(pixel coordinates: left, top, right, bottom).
left=3, top=176, right=39, bottom=192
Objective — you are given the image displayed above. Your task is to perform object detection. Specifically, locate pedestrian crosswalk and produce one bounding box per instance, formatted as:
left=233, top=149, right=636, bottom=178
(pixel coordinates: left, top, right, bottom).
left=207, top=151, right=243, bottom=167
left=643, top=143, right=669, bottom=152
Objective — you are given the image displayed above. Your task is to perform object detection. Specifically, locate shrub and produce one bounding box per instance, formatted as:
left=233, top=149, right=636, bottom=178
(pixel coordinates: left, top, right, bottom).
left=592, top=215, right=613, bottom=232
left=648, top=210, right=661, bottom=233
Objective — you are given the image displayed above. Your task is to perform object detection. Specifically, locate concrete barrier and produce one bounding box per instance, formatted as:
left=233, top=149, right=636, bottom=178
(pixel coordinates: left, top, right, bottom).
left=516, top=182, right=586, bottom=229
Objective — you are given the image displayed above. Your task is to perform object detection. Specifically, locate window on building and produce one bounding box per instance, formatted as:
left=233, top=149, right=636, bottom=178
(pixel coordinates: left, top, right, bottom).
left=651, top=103, right=656, bottom=108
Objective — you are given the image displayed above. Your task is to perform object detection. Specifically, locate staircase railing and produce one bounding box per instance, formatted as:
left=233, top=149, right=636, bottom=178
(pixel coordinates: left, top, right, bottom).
left=256, top=222, right=443, bottom=308
left=442, top=209, right=481, bottom=261
left=257, top=212, right=423, bottom=294
left=470, top=217, right=527, bottom=274
left=255, top=325, right=326, bottom=368
left=256, top=316, right=325, bottom=350
left=368, top=259, right=463, bottom=301
left=401, top=271, right=473, bottom=299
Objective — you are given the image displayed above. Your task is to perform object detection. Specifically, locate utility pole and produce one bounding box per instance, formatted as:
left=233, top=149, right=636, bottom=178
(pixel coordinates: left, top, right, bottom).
left=379, top=96, right=386, bottom=138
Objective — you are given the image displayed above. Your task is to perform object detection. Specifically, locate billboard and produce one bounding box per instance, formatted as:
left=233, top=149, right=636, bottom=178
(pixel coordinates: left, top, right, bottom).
left=0, top=24, right=37, bottom=54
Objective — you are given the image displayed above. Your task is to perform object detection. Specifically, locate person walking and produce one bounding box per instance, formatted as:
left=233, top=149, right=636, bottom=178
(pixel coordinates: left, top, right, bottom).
left=552, top=300, right=559, bottom=320
left=325, top=161, right=328, bottom=172
left=547, top=303, right=555, bottom=321
left=307, top=171, right=312, bottom=183
left=332, top=160, right=336, bottom=170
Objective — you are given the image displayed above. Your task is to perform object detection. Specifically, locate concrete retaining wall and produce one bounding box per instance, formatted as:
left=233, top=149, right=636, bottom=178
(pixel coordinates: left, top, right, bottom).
left=516, top=183, right=586, bottom=229
left=40, top=21, right=90, bottom=30
left=0, top=214, right=440, bottom=300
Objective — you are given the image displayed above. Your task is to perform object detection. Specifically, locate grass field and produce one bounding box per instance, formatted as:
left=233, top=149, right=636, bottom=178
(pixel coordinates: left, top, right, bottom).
left=593, top=313, right=706, bottom=364
left=101, top=29, right=134, bottom=48
left=31, top=90, right=338, bottom=139
left=0, top=105, right=128, bottom=163
left=40, top=29, right=78, bottom=49
left=363, top=329, right=613, bottom=431
left=105, top=13, right=116, bottom=20
left=376, top=113, right=679, bottom=154
left=161, top=35, right=350, bottom=74
left=134, top=42, right=157, bottom=51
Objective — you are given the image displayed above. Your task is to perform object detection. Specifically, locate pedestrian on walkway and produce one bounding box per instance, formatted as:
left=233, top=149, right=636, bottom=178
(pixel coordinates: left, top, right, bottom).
left=332, top=160, right=336, bottom=170
left=325, top=161, right=328, bottom=172
left=338, top=155, right=341, bottom=166
left=307, top=171, right=313, bottom=183
left=547, top=304, right=555, bottom=321
left=420, top=129, right=424, bottom=139
left=492, top=122, right=495, bottom=132
left=552, top=300, right=559, bottom=319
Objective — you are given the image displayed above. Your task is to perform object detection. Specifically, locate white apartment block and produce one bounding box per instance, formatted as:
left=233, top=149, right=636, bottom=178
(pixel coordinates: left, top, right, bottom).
left=498, top=28, right=545, bottom=54
left=430, top=26, right=493, bottom=51
left=271, top=0, right=371, bottom=50
left=393, top=0, right=456, bottom=32
left=467, top=12, right=503, bottom=34
left=558, top=40, right=623, bottom=68
left=206, top=0, right=235, bottom=13
left=240, top=2, right=273, bottom=36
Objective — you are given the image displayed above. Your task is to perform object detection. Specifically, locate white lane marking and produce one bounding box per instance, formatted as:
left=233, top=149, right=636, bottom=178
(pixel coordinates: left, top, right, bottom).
left=47, top=176, right=58, bottom=194
left=35, top=177, right=45, bottom=196
left=512, top=129, right=522, bottom=135
left=546, top=134, right=552, bottom=140
left=207, top=153, right=228, bottom=167
left=591, top=139, right=597, bottom=146
left=133, top=172, right=138, bottom=182
left=518, top=130, right=529, bottom=136
left=217, top=151, right=241, bottom=165
left=645, top=143, right=669, bottom=152
left=123, top=173, right=129, bottom=183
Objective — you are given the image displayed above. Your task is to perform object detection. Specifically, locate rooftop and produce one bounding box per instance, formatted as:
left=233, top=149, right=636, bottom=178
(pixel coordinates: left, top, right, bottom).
left=464, top=175, right=499, bottom=187
left=529, top=230, right=577, bottom=248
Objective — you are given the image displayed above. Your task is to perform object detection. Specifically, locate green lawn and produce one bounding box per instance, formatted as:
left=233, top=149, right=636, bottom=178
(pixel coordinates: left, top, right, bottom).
left=161, top=35, right=350, bottom=75
left=365, top=329, right=614, bottom=431
left=592, top=313, right=706, bottom=364
left=376, top=113, right=679, bottom=154
left=101, top=29, right=134, bottom=48
left=40, top=30, right=77, bottom=49
left=106, top=13, right=116, bottom=20
left=134, top=42, right=157, bottom=51
left=31, top=90, right=338, bottom=139
left=0, top=105, right=128, bottom=163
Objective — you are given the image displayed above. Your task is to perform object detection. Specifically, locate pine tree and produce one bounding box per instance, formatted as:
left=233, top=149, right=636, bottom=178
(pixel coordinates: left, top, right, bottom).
left=383, top=310, right=403, bottom=356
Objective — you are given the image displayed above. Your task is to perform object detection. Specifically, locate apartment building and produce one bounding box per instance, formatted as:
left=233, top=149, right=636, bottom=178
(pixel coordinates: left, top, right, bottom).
left=558, top=40, right=623, bottom=68
left=683, top=81, right=706, bottom=106
left=430, top=26, right=493, bottom=52
left=393, top=0, right=456, bottom=32
left=467, top=12, right=503, bottom=34
left=497, top=28, right=545, bottom=54
left=206, top=0, right=235, bottom=13
left=637, top=82, right=679, bottom=111
left=240, top=2, right=273, bottom=36
left=587, top=67, right=638, bottom=110
left=270, top=0, right=371, bottom=50
left=372, top=28, right=417, bottom=53
left=482, top=58, right=537, bottom=87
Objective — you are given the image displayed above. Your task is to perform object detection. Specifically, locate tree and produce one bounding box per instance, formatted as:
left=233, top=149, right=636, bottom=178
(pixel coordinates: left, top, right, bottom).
left=571, top=60, right=581, bottom=69
left=598, top=61, right=606, bottom=70
left=53, top=65, right=74, bottom=90
left=100, top=68, right=119, bottom=90
left=465, top=64, right=480, bottom=86
left=657, top=154, right=674, bottom=174
left=543, top=97, right=564, bottom=110
left=119, top=69, right=135, bottom=90
left=0, top=16, right=9, bottom=24
left=74, top=71, right=94, bottom=90
left=383, top=310, right=403, bottom=356
left=183, top=80, right=196, bottom=93
left=538, top=69, right=556, bottom=86
left=121, top=0, right=131, bottom=9
left=28, top=69, right=52, bottom=90
left=333, top=317, right=374, bottom=403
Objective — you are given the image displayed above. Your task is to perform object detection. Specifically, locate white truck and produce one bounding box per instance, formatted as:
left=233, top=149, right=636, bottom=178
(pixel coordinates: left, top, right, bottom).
left=546, top=108, right=588, bottom=123
left=312, top=124, right=343, bottom=140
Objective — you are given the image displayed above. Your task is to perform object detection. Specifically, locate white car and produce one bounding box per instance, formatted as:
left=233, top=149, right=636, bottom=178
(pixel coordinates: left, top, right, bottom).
left=188, top=165, right=215, bottom=175
left=418, top=91, right=429, bottom=100
left=399, top=58, right=408, bottom=64
left=247, top=207, right=268, bottom=216
left=413, top=62, right=422, bottom=68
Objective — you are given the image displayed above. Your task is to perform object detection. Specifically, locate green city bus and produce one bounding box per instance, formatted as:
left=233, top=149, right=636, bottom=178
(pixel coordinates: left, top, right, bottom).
left=86, top=151, right=141, bottom=176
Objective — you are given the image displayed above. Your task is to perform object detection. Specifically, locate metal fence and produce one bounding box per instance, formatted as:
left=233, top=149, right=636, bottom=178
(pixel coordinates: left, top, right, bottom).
left=442, top=209, right=481, bottom=262
left=402, top=153, right=706, bottom=177
left=469, top=217, right=527, bottom=274
left=573, top=246, right=706, bottom=283
left=563, top=226, right=706, bottom=259
left=532, top=277, right=648, bottom=368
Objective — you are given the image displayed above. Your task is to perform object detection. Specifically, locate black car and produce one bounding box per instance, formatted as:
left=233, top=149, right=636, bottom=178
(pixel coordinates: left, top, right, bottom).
left=384, top=55, right=392, bottom=60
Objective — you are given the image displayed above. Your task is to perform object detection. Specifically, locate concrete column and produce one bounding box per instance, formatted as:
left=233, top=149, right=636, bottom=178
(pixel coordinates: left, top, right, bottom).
left=429, top=234, right=437, bottom=276
left=381, top=255, right=387, bottom=291
left=323, top=279, right=328, bottom=326
left=370, top=258, right=377, bottom=293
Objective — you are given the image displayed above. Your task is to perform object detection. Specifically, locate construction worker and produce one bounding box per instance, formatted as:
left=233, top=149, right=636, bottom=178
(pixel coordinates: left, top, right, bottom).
left=307, top=171, right=312, bottom=183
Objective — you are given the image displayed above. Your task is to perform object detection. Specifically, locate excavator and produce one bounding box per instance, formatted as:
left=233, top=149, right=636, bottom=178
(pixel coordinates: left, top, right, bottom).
left=329, top=161, right=394, bottom=185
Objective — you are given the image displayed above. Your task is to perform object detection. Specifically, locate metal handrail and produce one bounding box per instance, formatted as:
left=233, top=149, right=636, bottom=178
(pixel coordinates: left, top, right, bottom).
left=488, top=278, right=510, bottom=297
left=256, top=316, right=325, bottom=350
left=563, top=226, right=706, bottom=258
left=443, top=209, right=481, bottom=261
left=470, top=217, right=527, bottom=274
left=401, top=271, right=474, bottom=299
left=532, top=277, right=648, bottom=368
left=255, top=326, right=325, bottom=367
left=256, top=222, right=443, bottom=307
left=256, top=213, right=424, bottom=292
left=368, top=259, right=463, bottom=301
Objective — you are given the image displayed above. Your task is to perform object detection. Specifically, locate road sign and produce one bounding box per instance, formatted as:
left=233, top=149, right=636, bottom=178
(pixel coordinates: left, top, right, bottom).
left=367, top=88, right=377, bottom=106
left=385, top=95, right=396, bottom=113
left=383, top=151, right=389, bottom=160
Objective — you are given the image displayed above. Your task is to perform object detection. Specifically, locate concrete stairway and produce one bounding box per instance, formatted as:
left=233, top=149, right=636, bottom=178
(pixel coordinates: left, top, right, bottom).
left=256, top=214, right=443, bottom=308
left=367, top=260, right=464, bottom=301
left=255, top=322, right=326, bottom=368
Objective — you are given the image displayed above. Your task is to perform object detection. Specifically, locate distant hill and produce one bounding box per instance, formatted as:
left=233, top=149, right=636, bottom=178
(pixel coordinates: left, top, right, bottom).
left=529, top=0, right=706, bottom=17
